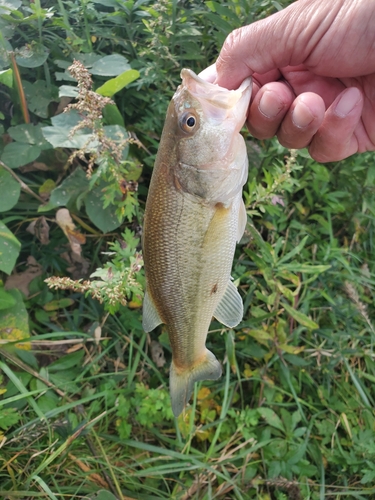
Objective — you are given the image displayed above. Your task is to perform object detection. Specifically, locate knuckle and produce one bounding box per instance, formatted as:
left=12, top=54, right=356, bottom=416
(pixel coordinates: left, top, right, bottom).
left=216, top=28, right=244, bottom=69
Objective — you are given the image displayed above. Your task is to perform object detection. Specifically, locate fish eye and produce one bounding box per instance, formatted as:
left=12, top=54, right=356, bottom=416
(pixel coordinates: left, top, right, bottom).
left=180, top=112, right=198, bottom=133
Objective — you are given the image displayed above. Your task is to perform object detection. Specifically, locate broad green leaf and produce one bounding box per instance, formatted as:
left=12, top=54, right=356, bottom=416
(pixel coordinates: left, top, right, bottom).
left=0, top=287, right=16, bottom=309
left=42, top=110, right=97, bottom=149
left=96, top=69, right=140, bottom=97
left=23, top=80, right=58, bottom=118
left=58, top=85, right=78, bottom=98
left=8, top=123, right=51, bottom=149
left=85, top=180, right=123, bottom=233
left=0, top=221, right=21, bottom=274
left=257, top=407, right=285, bottom=432
left=0, top=68, right=12, bottom=88
left=282, top=301, right=319, bottom=330
left=73, top=52, right=102, bottom=68
left=90, top=54, right=130, bottom=76
left=102, top=103, right=125, bottom=127
left=16, top=43, right=49, bottom=68
left=1, top=143, right=41, bottom=169
left=0, top=0, right=21, bottom=11
left=0, top=165, right=21, bottom=211
left=0, top=289, right=30, bottom=344
left=46, top=168, right=89, bottom=209
left=102, top=124, right=129, bottom=159
left=15, top=43, right=48, bottom=68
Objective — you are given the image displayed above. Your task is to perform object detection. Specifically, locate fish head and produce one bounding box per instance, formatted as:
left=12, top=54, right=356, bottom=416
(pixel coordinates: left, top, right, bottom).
left=170, top=69, right=252, bottom=203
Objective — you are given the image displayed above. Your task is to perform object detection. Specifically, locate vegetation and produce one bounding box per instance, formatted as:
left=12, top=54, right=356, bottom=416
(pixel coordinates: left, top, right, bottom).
left=1, top=0, right=375, bottom=498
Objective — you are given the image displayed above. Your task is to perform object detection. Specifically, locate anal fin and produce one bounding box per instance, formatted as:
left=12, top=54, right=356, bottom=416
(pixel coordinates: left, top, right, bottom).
left=142, top=289, right=163, bottom=332
left=214, top=280, right=243, bottom=328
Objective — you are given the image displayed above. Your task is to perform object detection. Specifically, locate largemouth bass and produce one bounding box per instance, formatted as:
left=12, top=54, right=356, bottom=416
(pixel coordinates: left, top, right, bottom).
left=142, top=69, right=252, bottom=417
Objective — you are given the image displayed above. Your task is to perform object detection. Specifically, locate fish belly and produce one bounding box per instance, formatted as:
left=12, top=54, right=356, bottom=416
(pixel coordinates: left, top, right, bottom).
left=143, top=169, right=241, bottom=415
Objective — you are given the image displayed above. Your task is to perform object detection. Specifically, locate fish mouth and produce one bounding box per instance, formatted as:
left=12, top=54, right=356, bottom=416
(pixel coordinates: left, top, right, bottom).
left=180, top=68, right=251, bottom=107
left=179, top=68, right=252, bottom=127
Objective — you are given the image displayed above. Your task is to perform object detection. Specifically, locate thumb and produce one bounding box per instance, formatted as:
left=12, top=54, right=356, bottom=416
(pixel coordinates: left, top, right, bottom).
left=215, top=0, right=342, bottom=90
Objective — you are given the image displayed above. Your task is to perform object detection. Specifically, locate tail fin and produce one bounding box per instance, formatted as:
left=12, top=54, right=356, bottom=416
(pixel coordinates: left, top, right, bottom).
left=170, top=349, right=222, bottom=417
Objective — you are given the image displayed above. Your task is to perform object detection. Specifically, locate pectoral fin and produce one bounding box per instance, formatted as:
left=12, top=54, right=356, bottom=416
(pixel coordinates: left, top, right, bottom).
left=214, top=280, right=243, bottom=327
left=142, top=289, right=163, bottom=332
left=237, top=198, right=247, bottom=242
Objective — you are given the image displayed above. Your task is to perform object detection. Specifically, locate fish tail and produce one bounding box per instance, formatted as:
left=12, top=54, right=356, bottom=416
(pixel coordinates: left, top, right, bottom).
left=170, top=349, right=222, bottom=417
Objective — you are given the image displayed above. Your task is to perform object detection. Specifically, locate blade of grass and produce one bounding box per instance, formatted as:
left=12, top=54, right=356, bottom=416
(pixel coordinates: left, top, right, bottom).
left=27, top=410, right=108, bottom=486
left=0, top=361, right=45, bottom=421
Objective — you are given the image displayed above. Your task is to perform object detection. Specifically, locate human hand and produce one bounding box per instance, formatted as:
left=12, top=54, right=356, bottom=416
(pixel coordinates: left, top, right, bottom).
left=200, top=0, right=375, bottom=162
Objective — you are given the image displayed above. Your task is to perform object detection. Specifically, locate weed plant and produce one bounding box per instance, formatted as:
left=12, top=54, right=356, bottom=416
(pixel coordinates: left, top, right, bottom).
left=0, top=1, right=375, bottom=499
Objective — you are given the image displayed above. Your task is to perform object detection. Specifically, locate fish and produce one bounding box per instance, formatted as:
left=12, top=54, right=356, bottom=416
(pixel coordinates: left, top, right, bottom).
left=142, top=68, right=252, bottom=417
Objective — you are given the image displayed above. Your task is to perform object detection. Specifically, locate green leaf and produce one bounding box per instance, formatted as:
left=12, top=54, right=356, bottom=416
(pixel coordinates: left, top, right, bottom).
left=46, top=167, right=89, bottom=209
left=281, top=263, right=331, bottom=274
left=0, top=68, right=12, bottom=88
left=0, top=287, right=16, bottom=309
left=282, top=301, right=319, bottom=330
left=96, top=69, right=140, bottom=97
left=15, top=43, right=49, bottom=68
left=48, top=350, right=85, bottom=372
left=0, top=39, right=12, bottom=70
left=0, top=407, right=21, bottom=430
left=0, top=221, right=21, bottom=274
left=8, top=123, right=51, bottom=149
left=0, top=0, right=21, bottom=12
left=89, top=491, right=118, bottom=500
left=257, top=407, right=285, bottom=432
left=102, top=124, right=129, bottom=159
left=43, top=298, right=74, bottom=311
left=244, top=328, right=273, bottom=346
left=1, top=143, right=41, bottom=169
left=0, top=165, right=21, bottom=211
left=58, top=85, right=78, bottom=98
left=102, top=104, right=125, bottom=127
left=42, top=110, right=97, bottom=149
left=90, top=54, right=130, bottom=76
left=361, top=469, right=375, bottom=484
left=278, top=235, right=309, bottom=265
left=85, top=180, right=123, bottom=233
left=23, top=80, right=58, bottom=118
left=0, top=289, right=29, bottom=341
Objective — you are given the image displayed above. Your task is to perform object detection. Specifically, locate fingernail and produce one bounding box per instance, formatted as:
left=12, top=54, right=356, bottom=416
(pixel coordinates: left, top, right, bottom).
left=292, top=101, right=314, bottom=128
left=259, top=91, right=284, bottom=118
left=335, top=87, right=362, bottom=117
